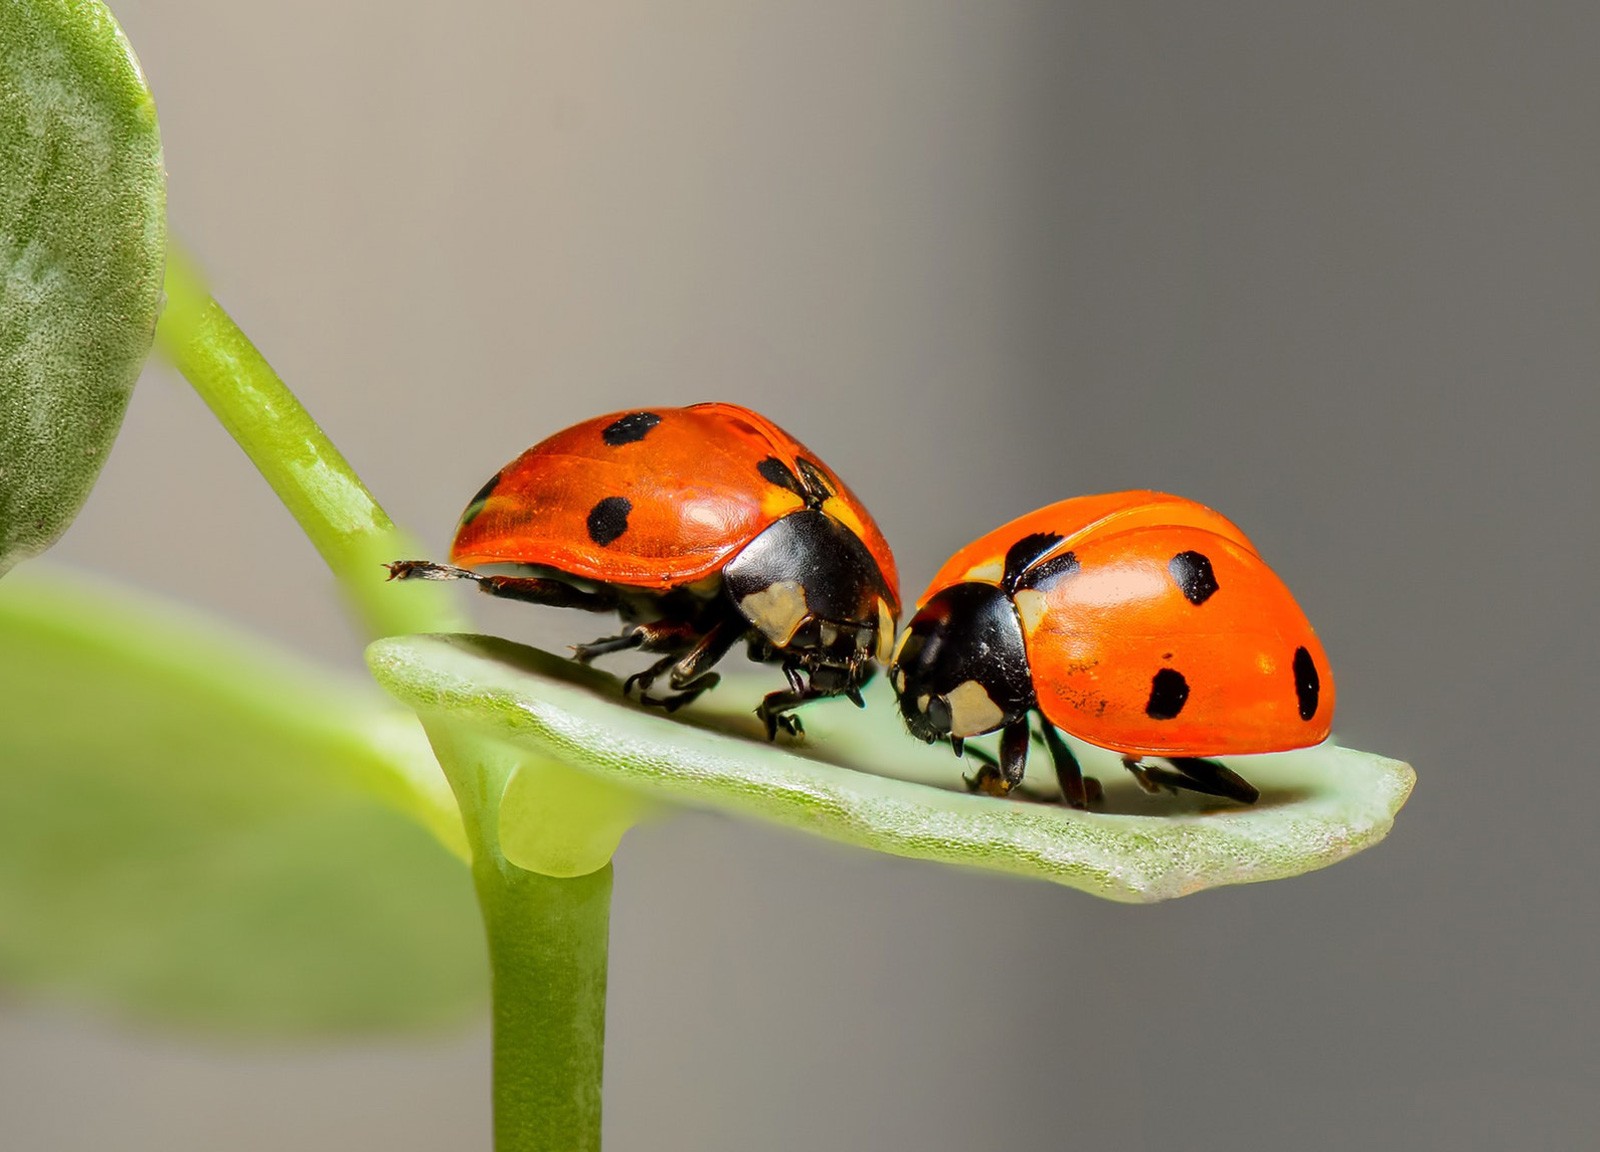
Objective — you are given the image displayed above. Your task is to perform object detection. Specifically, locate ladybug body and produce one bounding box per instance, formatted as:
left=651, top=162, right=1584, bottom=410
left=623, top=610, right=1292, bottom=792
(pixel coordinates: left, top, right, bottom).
left=891, top=491, right=1333, bottom=806
left=391, top=403, right=899, bottom=736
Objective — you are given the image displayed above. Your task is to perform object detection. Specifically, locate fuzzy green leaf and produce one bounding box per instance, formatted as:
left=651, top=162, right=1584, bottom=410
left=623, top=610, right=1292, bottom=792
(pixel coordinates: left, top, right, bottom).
left=0, top=0, right=166, bottom=575
left=368, top=634, right=1414, bottom=902
left=0, top=569, right=484, bottom=1033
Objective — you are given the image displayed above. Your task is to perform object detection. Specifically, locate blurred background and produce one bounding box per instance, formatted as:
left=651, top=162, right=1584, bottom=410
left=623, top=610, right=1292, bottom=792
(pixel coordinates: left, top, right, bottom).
left=5, top=1, right=1598, bottom=1148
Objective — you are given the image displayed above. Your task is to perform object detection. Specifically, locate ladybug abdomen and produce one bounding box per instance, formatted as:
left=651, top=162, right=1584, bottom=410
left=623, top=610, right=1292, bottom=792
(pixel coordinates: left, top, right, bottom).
left=1018, top=526, right=1335, bottom=756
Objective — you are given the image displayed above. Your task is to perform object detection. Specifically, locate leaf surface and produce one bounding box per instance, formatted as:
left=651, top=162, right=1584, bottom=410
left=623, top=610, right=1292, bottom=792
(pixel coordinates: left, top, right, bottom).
left=0, top=0, right=166, bottom=573
left=0, top=569, right=483, bottom=1033
left=369, top=633, right=1415, bottom=903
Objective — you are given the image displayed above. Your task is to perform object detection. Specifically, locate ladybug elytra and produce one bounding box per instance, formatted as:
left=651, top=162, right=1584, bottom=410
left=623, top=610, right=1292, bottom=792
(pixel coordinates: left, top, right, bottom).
left=390, top=403, right=899, bottom=737
left=890, top=491, right=1334, bottom=807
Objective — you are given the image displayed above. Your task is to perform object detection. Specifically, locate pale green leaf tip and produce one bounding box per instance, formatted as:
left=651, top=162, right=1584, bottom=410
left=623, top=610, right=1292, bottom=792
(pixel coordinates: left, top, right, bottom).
left=366, top=633, right=1415, bottom=903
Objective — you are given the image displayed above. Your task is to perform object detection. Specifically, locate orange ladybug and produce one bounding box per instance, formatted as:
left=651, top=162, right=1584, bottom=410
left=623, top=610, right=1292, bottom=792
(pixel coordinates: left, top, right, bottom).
left=390, top=403, right=899, bottom=737
left=889, top=491, right=1333, bottom=807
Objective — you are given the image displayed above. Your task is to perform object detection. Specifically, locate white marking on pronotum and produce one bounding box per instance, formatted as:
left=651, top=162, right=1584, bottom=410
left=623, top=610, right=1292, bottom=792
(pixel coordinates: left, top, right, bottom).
left=1013, top=588, right=1049, bottom=633
left=891, top=624, right=913, bottom=666
left=963, top=558, right=1005, bottom=584
left=946, top=679, right=1005, bottom=736
left=875, top=598, right=895, bottom=664
left=739, top=580, right=810, bottom=646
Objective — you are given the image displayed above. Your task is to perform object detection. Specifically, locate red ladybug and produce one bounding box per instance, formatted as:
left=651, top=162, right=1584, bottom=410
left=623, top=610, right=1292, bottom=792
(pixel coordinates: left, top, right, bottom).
left=390, top=403, right=899, bottom=736
left=890, top=491, right=1334, bottom=807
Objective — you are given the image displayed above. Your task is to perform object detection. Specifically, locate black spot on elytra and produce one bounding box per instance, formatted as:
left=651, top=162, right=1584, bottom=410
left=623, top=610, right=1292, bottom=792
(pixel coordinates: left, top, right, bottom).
left=601, top=411, right=661, bottom=446
left=458, top=472, right=501, bottom=526
left=1293, top=646, right=1320, bottom=721
left=758, top=456, right=804, bottom=495
left=1145, top=668, right=1190, bottom=720
left=1169, top=551, right=1219, bottom=605
left=586, top=496, right=632, bottom=546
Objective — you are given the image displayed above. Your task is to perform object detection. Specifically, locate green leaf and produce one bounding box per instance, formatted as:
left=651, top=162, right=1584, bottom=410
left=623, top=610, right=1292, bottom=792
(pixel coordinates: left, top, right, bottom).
left=369, top=633, right=1415, bottom=903
left=0, top=0, right=166, bottom=575
left=0, top=568, right=484, bottom=1033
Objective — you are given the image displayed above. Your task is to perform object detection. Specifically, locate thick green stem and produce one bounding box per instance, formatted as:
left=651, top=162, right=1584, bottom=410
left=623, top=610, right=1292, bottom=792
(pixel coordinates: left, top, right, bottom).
left=154, top=251, right=462, bottom=640
left=432, top=723, right=612, bottom=1151
left=158, top=249, right=615, bottom=1149
left=477, top=861, right=611, bottom=1152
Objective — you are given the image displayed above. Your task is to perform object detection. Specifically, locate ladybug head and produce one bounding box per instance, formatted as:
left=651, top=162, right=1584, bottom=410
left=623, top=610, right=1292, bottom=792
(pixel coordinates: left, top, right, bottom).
left=722, top=510, right=897, bottom=693
left=891, top=582, right=1035, bottom=744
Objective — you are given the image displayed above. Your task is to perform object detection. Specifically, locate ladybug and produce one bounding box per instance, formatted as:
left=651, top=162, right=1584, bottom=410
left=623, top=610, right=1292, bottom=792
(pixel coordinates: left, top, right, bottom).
left=389, top=403, right=900, bottom=737
left=889, top=491, right=1334, bottom=807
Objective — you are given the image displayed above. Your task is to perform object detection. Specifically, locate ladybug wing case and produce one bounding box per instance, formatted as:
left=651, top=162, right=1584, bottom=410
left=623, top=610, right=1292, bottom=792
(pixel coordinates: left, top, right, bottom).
left=448, top=406, right=808, bottom=588
left=448, top=403, right=899, bottom=608
left=1018, top=524, right=1335, bottom=758
left=921, top=490, right=1254, bottom=600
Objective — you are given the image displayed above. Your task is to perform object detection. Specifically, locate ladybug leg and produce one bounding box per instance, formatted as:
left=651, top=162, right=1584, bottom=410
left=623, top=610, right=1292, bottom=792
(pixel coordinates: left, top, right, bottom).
left=572, top=631, right=647, bottom=664
left=1122, top=757, right=1170, bottom=795
left=782, top=661, right=807, bottom=694
left=657, top=617, right=745, bottom=707
left=748, top=659, right=813, bottom=738
left=1166, top=757, right=1260, bottom=805
left=1120, top=757, right=1259, bottom=805
left=575, top=618, right=700, bottom=665
left=1037, top=717, right=1104, bottom=810
left=386, top=561, right=618, bottom=612
left=624, top=654, right=681, bottom=698
left=632, top=616, right=744, bottom=712
left=966, top=720, right=1030, bottom=798
left=756, top=690, right=807, bottom=739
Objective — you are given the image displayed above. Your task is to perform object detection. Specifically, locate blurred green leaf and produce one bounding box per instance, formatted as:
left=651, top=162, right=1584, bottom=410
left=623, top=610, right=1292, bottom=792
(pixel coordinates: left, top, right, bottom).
left=369, top=633, right=1415, bottom=903
left=0, top=0, right=166, bottom=575
left=0, top=569, right=484, bottom=1034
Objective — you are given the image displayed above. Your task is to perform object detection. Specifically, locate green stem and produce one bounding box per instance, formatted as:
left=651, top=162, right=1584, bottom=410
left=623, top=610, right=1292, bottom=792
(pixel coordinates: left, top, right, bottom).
left=154, top=250, right=463, bottom=640
left=433, top=724, right=611, bottom=1150
left=159, top=248, right=614, bottom=1149
left=477, top=860, right=611, bottom=1152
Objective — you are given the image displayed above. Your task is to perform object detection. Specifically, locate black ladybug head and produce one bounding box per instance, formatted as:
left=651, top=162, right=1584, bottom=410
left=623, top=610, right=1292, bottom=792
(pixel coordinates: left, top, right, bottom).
left=722, top=510, right=897, bottom=693
left=890, top=582, right=1034, bottom=743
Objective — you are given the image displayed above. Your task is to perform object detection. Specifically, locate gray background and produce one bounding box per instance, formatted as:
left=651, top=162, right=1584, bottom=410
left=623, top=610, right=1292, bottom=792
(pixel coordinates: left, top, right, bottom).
left=5, top=2, right=1597, bottom=1148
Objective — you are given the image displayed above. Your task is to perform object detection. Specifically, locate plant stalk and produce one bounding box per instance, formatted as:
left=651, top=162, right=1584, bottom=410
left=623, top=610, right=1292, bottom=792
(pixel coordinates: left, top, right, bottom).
left=154, top=251, right=463, bottom=640
left=434, top=723, right=613, bottom=1151
left=159, top=250, right=614, bottom=1149
left=476, top=859, right=612, bottom=1152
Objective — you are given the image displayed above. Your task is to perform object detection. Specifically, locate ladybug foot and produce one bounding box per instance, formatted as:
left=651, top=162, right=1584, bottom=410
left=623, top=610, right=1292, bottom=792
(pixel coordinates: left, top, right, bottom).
left=1123, top=757, right=1172, bottom=795
left=573, top=630, right=643, bottom=664
left=757, top=708, right=805, bottom=741
left=963, top=764, right=1014, bottom=798
left=637, top=686, right=712, bottom=714
left=1120, top=756, right=1260, bottom=805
